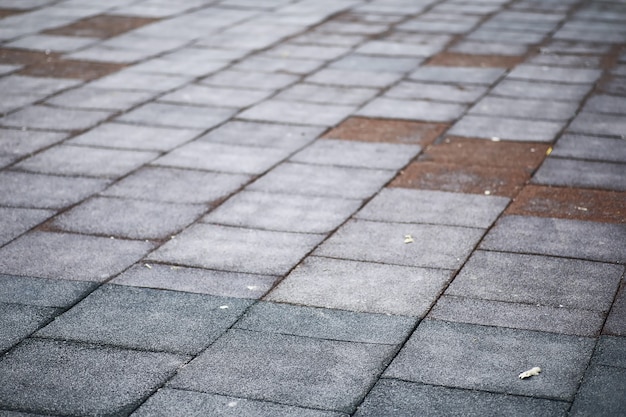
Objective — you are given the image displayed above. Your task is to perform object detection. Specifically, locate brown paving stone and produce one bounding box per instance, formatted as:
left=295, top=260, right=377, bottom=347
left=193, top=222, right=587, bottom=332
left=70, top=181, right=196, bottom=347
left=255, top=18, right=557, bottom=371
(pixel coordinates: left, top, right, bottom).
left=0, top=9, right=22, bottom=18
left=0, top=48, right=61, bottom=66
left=507, top=185, right=626, bottom=224
left=44, top=15, right=159, bottom=39
left=322, top=116, right=447, bottom=146
left=426, top=52, right=525, bottom=68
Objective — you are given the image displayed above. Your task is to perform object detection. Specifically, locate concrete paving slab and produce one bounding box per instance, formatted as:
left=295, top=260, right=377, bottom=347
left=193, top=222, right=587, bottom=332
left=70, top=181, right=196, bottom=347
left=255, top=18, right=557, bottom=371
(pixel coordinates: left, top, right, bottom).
left=568, top=112, right=626, bottom=137
left=490, top=79, right=591, bottom=101
left=604, top=283, right=626, bottom=336
left=506, top=65, right=601, bottom=84
left=469, top=96, right=578, bottom=121
left=160, top=84, right=272, bottom=109
left=533, top=157, right=626, bottom=192
left=0, top=129, right=66, bottom=165
left=0, top=275, right=94, bottom=307
left=168, top=329, right=395, bottom=413
left=0, top=207, right=54, bottom=246
left=232, top=55, right=324, bottom=75
left=117, top=102, right=236, bottom=129
left=448, top=115, right=564, bottom=142
left=276, top=84, right=378, bottom=106
left=593, top=336, right=626, bottom=368
left=200, top=69, right=298, bottom=91
left=0, top=339, right=187, bottom=417
left=385, top=81, right=488, bottom=103
left=306, top=68, right=403, bottom=88
left=323, top=117, right=446, bottom=145
left=551, top=134, right=626, bottom=163
left=238, top=100, right=356, bottom=127
left=0, top=303, right=59, bottom=352
left=357, top=98, right=466, bottom=123
left=408, top=66, right=505, bottom=85
left=45, top=87, right=155, bottom=111
left=569, top=365, right=626, bottom=416
left=0, top=105, right=112, bottom=131
left=329, top=54, right=423, bottom=73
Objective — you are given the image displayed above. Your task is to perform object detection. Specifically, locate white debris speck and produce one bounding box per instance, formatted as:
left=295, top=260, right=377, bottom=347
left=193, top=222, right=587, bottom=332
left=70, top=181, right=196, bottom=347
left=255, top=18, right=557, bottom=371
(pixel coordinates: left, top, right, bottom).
left=491, top=137, right=501, bottom=142
left=227, top=401, right=238, bottom=407
left=219, top=305, right=229, bottom=309
left=144, top=264, right=152, bottom=269
left=404, top=234, right=414, bottom=244
left=519, top=367, right=541, bottom=379
left=246, top=285, right=258, bottom=290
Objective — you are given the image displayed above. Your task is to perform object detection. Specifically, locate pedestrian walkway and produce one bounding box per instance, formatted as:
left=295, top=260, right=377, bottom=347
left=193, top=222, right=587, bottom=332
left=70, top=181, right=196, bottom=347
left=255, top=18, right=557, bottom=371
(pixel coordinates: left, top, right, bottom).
left=0, top=0, right=625, bottom=415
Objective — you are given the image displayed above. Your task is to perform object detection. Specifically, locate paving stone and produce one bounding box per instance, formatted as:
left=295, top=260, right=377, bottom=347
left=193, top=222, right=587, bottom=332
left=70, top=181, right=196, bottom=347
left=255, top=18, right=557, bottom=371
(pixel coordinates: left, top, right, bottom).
left=568, top=112, right=626, bottom=137
left=409, top=66, right=505, bottom=85
left=153, top=141, right=290, bottom=175
left=593, top=336, right=626, bottom=368
left=0, top=275, right=94, bottom=308
left=385, top=319, right=595, bottom=400
left=317, top=21, right=388, bottom=35
left=247, top=162, right=396, bottom=199
left=533, top=158, right=626, bottom=192
left=507, top=64, right=602, bottom=84
left=87, top=70, right=191, bottom=92
left=467, top=29, right=546, bottom=45
left=160, top=84, right=272, bottom=109
left=266, top=43, right=350, bottom=61
left=200, top=70, right=298, bottom=91
left=52, top=196, right=206, bottom=240
left=238, top=100, right=356, bottom=127
left=356, top=188, right=508, bottom=228
left=128, top=58, right=229, bottom=77
left=0, top=303, right=59, bottom=352
left=552, top=134, right=626, bottom=163
left=329, top=54, right=423, bottom=73
left=429, top=295, right=605, bottom=337
left=451, top=40, right=528, bottom=56
left=266, top=256, right=453, bottom=317
left=291, top=139, right=421, bottom=170
left=0, top=207, right=54, bottom=246
left=0, top=75, right=80, bottom=96
left=426, top=52, right=524, bottom=69
left=0, top=105, right=112, bottom=131
left=469, top=96, right=578, bottom=121
left=323, top=117, right=446, bottom=145
left=148, top=223, right=323, bottom=276
left=0, top=171, right=109, bottom=209
left=203, top=190, right=361, bottom=234
left=43, top=14, right=159, bottom=39
left=292, top=31, right=365, bottom=47
left=131, top=388, right=348, bottom=417
left=480, top=215, right=626, bottom=263
left=314, top=219, right=484, bottom=270
left=6, top=34, right=98, bottom=52
left=231, top=55, right=323, bottom=75
left=354, top=379, right=569, bottom=417
left=583, top=94, right=626, bottom=115
left=0, top=338, right=187, bottom=417
left=306, top=68, right=403, bottom=88
left=604, top=283, right=626, bottom=336
left=448, top=115, right=564, bottom=142
left=0, top=231, right=154, bottom=281
left=45, top=87, right=155, bottom=111
left=64, top=45, right=156, bottom=63
left=397, top=19, right=478, bottom=34
left=37, top=285, right=252, bottom=354
left=357, top=98, right=466, bottom=123
left=355, top=40, right=442, bottom=57
left=169, top=329, right=394, bottom=413
left=235, top=301, right=415, bottom=344
left=68, top=122, right=201, bottom=151
left=490, top=79, right=592, bottom=101
left=569, top=366, right=626, bottom=416
left=16, top=145, right=158, bottom=179
left=276, top=83, right=378, bottom=106
left=198, top=120, right=323, bottom=151
left=112, top=263, right=278, bottom=299
left=385, top=81, right=487, bottom=103
left=117, top=102, right=236, bottom=129
left=0, top=64, right=21, bottom=75
left=528, top=53, right=603, bottom=68
left=599, top=76, right=626, bottom=96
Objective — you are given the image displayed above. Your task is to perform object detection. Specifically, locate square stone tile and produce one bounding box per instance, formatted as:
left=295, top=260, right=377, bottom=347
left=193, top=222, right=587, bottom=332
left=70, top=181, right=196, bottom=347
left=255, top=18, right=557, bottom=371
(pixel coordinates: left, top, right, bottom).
left=490, top=79, right=591, bottom=101
left=0, top=171, right=109, bottom=209
left=152, top=141, right=290, bottom=175
left=247, top=162, right=396, bottom=199
left=168, top=329, right=395, bottom=413
left=276, top=83, right=378, bottom=106
left=202, top=190, right=361, bottom=234
left=469, top=96, right=578, bottom=121
left=102, top=167, right=250, bottom=204
left=116, top=102, right=236, bottom=129
left=357, top=98, right=466, bottom=123
left=306, top=68, right=403, bottom=88
left=0, top=339, right=186, bottom=417
left=354, top=379, right=570, bottom=417
left=37, top=285, right=252, bottom=354
left=0, top=207, right=54, bottom=246
left=266, top=256, right=452, bottom=316
left=0, top=303, right=59, bottom=352
left=409, top=66, right=505, bottom=85
left=356, top=188, right=508, bottom=228
left=448, top=115, right=564, bottom=142
left=385, top=81, right=488, bottom=103
left=385, top=319, right=595, bottom=400
left=314, top=219, right=484, bottom=270
left=569, top=366, right=626, bottom=417
left=148, top=223, right=324, bottom=276
left=605, top=283, right=626, bottom=336
left=160, top=84, right=272, bottom=108
left=238, top=100, right=356, bottom=126
left=568, top=112, right=626, bottom=137
left=0, top=231, right=154, bottom=282
left=200, top=70, right=298, bottom=91
left=506, top=65, right=601, bottom=84
left=551, top=134, right=626, bottom=164
left=46, top=87, right=155, bottom=111
left=0, top=275, right=95, bottom=307
left=480, top=215, right=626, bottom=264
left=0, top=105, right=112, bottom=131
left=533, top=158, right=626, bottom=192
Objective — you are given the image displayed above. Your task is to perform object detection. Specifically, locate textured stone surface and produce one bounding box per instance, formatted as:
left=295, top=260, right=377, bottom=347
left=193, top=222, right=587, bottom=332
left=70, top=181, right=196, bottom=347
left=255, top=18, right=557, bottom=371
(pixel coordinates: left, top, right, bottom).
left=469, top=96, right=578, bottom=121
left=533, top=158, right=626, bottom=192
left=490, top=79, right=591, bottom=101
left=117, top=102, right=236, bottom=129
left=0, top=105, right=112, bottom=131
left=409, top=66, right=505, bottom=85
left=357, top=98, right=466, bottom=122
left=0, top=275, right=94, bottom=307
left=0, top=303, right=59, bottom=352
left=605, top=283, right=626, bottom=336
left=551, top=134, right=626, bottom=163
left=593, top=336, right=626, bottom=368
left=569, top=366, right=626, bottom=416
left=449, top=115, right=564, bottom=142
left=0, top=207, right=54, bottom=246
left=323, top=117, right=446, bottom=145
left=238, top=100, right=356, bottom=126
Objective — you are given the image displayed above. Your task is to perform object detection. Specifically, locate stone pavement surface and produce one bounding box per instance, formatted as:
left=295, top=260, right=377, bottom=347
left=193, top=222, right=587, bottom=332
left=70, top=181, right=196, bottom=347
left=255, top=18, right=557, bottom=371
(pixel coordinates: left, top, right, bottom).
left=0, top=0, right=625, bottom=415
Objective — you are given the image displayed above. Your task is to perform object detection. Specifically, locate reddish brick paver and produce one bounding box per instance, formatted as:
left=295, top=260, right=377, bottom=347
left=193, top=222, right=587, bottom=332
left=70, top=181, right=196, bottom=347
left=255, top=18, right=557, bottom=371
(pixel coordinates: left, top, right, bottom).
left=426, top=52, right=525, bottom=68
left=45, top=15, right=160, bottom=39
left=322, top=117, right=447, bottom=145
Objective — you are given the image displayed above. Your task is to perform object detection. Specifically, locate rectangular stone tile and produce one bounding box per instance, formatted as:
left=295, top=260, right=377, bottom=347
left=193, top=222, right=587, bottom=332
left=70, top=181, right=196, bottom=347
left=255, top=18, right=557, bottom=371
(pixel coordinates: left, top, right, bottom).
left=355, top=40, right=441, bottom=57
left=116, top=102, right=236, bottom=129
left=132, top=388, right=348, bottom=417
left=599, top=76, right=626, bottom=96
left=0, top=171, right=109, bottom=209
left=0, top=275, right=94, bottom=308
left=490, top=79, right=591, bottom=101
left=354, top=379, right=569, bottom=417
left=266, top=256, right=453, bottom=317
left=385, top=81, right=487, bottom=103
left=0, top=303, right=59, bottom=352
left=7, top=34, right=98, bottom=52
left=202, top=190, right=361, bottom=234
left=168, top=329, right=394, bottom=413
left=0, top=105, right=112, bottom=131
left=329, top=54, right=422, bottom=73
left=232, top=55, right=324, bottom=75
left=397, top=19, right=478, bottom=34
left=323, top=117, right=447, bottom=146
left=235, top=301, right=415, bottom=344
left=409, top=66, right=505, bottom=85
left=45, top=87, right=155, bottom=111
left=357, top=98, right=466, bottom=123
left=604, top=283, right=626, bottom=336
left=247, top=162, right=396, bottom=199
left=469, top=96, right=578, bottom=121
left=468, top=29, right=546, bottom=45
left=87, top=70, right=192, bottom=92
left=426, top=52, right=524, bottom=69
left=314, top=219, right=484, bottom=270
left=160, top=84, right=272, bottom=109
left=275, top=83, right=378, bottom=106
left=266, top=43, right=350, bottom=61
left=480, top=215, right=626, bottom=263
left=306, top=68, right=403, bottom=88
left=356, top=188, right=508, bottom=228
left=112, top=264, right=278, bottom=300
left=568, top=112, right=626, bottom=137
left=0, top=339, right=187, bottom=417
left=385, top=319, right=595, bottom=401
left=448, top=115, right=564, bottom=142
left=0, top=231, right=154, bottom=282
left=148, top=223, right=323, bottom=276
left=583, top=94, right=626, bottom=115
left=533, top=158, right=626, bottom=192
left=569, top=366, right=626, bottom=417
left=200, top=69, right=298, bottom=91
left=552, top=134, right=626, bottom=163
left=0, top=75, right=80, bottom=96
left=0, top=207, right=54, bottom=246
left=593, top=336, right=626, bottom=368
left=37, top=285, right=252, bottom=355
left=238, top=100, right=356, bottom=126
left=528, top=54, right=603, bottom=69
left=0, top=127, right=67, bottom=160
left=451, top=40, right=529, bottom=56
left=507, top=64, right=601, bottom=84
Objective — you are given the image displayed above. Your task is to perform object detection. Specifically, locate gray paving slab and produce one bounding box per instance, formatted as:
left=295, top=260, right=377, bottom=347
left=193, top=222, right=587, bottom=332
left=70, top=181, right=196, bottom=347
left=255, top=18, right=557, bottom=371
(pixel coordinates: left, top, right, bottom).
left=64, top=45, right=156, bottom=64
left=15, top=145, right=158, bottom=179
left=354, top=379, right=569, bottom=417
left=168, top=329, right=395, bottom=413
left=0, top=303, right=59, bottom=352
left=357, top=98, right=466, bottom=123
left=314, top=219, right=484, bottom=270
left=551, top=134, right=626, bottom=163
left=203, top=190, right=361, bottom=234
left=0, top=338, right=187, bottom=417
left=0, top=207, right=54, bottom=246
left=6, top=34, right=97, bottom=52
left=248, top=162, right=396, bottom=199
left=266, top=256, right=453, bottom=316
left=593, top=336, right=626, bottom=368
left=266, top=43, right=350, bottom=61
left=490, top=79, right=592, bottom=101
left=469, top=96, right=578, bottom=121
left=231, top=55, right=324, bottom=75
left=480, top=215, right=626, bottom=264
left=409, top=66, right=505, bottom=85
left=116, top=102, right=236, bottom=129
left=68, top=122, right=201, bottom=152
left=160, top=84, right=273, bottom=109
left=200, top=70, right=298, bottom=91
left=533, top=157, right=626, bottom=191
left=128, top=57, right=229, bottom=78
left=102, top=167, right=250, bottom=204
left=306, top=68, right=403, bottom=88
left=384, top=319, right=595, bottom=401
left=89, top=71, right=192, bottom=93
left=0, top=75, right=80, bottom=97
left=0, top=410, right=49, bottom=417
left=275, top=83, right=378, bottom=106
left=604, top=283, right=626, bottom=336
left=397, top=19, right=479, bottom=34
left=0, top=231, right=154, bottom=282
left=468, top=29, right=546, bottom=45
left=45, top=88, right=155, bottom=111
left=112, top=263, right=278, bottom=299
left=52, top=196, right=206, bottom=240
left=356, top=188, right=509, bottom=228
left=0, top=275, right=94, bottom=308
left=451, top=40, right=529, bottom=56
left=506, top=65, right=601, bottom=84
left=568, top=112, right=626, bottom=137
left=448, top=115, right=565, bottom=142
left=528, top=54, right=603, bottom=68
left=236, top=301, right=415, bottom=344
left=0, top=129, right=66, bottom=163
left=0, top=171, right=109, bottom=209
left=356, top=40, right=441, bottom=57
left=329, top=54, right=423, bottom=73
left=238, top=100, right=356, bottom=127
left=37, top=285, right=252, bottom=354
left=385, top=81, right=488, bottom=104
left=583, top=94, right=626, bottom=115
left=569, top=366, right=626, bottom=416
left=148, top=223, right=324, bottom=276
left=0, top=105, right=112, bottom=131
left=132, top=388, right=347, bottom=417
left=447, top=251, right=623, bottom=312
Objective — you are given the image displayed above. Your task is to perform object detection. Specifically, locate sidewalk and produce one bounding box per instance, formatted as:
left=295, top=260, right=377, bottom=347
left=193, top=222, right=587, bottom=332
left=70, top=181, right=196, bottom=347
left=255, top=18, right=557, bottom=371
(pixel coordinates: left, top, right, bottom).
left=0, top=0, right=625, bottom=415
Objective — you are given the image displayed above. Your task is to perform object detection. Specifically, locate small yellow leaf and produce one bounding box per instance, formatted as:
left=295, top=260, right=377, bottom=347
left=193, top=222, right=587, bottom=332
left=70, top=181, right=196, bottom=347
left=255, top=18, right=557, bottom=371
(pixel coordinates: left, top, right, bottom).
left=546, top=147, right=553, bottom=155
